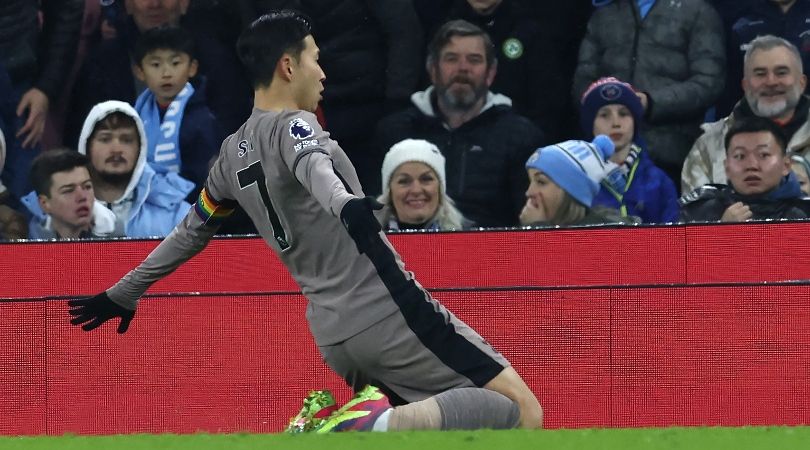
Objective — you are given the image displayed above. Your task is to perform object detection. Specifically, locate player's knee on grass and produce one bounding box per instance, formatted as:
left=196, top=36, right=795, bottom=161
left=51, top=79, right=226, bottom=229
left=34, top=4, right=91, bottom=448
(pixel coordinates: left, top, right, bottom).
left=435, top=387, right=520, bottom=430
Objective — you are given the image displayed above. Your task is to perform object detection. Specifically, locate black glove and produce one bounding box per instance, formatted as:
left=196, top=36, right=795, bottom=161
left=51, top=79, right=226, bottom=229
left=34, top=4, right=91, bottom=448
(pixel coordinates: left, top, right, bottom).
left=68, top=292, right=135, bottom=334
left=340, top=196, right=384, bottom=255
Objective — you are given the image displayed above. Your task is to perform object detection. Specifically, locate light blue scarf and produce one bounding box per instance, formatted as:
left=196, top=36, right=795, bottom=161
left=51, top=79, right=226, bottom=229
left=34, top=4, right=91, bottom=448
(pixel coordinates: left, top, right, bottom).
left=134, top=82, right=194, bottom=174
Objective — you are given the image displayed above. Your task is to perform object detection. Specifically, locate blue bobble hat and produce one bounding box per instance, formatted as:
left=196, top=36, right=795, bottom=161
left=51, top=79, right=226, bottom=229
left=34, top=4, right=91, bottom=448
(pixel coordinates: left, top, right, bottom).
left=525, top=135, right=615, bottom=207
left=580, top=77, right=644, bottom=140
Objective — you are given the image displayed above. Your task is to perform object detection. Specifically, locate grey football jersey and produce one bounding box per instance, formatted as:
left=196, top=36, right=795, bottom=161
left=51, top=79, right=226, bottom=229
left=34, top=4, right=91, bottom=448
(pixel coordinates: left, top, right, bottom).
left=108, top=108, right=409, bottom=345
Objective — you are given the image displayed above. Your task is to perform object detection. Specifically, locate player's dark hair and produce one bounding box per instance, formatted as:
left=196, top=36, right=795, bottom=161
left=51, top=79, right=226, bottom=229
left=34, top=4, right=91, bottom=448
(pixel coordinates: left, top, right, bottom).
left=426, top=19, right=496, bottom=69
left=724, top=116, right=788, bottom=155
left=30, top=148, right=90, bottom=197
left=237, top=9, right=312, bottom=89
left=132, top=24, right=196, bottom=66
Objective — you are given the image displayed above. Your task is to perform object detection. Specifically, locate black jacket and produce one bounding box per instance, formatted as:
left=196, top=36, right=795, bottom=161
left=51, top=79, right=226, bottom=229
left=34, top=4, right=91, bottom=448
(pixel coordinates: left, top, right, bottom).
left=441, top=0, right=569, bottom=141
left=679, top=182, right=810, bottom=222
left=298, top=0, right=423, bottom=146
left=376, top=88, right=544, bottom=228
left=0, top=0, right=83, bottom=100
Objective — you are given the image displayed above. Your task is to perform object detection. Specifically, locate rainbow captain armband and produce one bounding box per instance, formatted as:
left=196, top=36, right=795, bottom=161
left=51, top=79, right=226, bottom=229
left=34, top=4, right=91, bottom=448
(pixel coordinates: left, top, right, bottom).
left=194, top=188, right=236, bottom=226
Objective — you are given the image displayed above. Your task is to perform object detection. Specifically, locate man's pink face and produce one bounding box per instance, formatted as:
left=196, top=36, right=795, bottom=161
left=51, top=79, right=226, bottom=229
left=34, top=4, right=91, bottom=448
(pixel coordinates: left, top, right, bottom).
left=125, top=0, right=188, bottom=31
left=742, top=46, right=806, bottom=120
left=39, top=166, right=95, bottom=231
left=466, top=0, right=504, bottom=14
left=430, top=35, right=494, bottom=111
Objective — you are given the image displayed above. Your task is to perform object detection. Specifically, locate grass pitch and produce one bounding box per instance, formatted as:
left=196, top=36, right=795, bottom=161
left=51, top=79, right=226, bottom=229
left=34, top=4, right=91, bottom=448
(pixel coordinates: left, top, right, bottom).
left=0, top=426, right=807, bottom=450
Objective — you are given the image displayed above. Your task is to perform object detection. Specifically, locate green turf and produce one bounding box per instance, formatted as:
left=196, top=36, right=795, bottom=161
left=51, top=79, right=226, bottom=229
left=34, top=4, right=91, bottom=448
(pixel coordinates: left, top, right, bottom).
left=0, top=427, right=808, bottom=450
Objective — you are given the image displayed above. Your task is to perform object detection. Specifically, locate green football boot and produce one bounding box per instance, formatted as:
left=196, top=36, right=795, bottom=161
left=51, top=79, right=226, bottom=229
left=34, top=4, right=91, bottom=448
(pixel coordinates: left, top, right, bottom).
left=285, top=389, right=337, bottom=434
left=314, top=385, right=392, bottom=433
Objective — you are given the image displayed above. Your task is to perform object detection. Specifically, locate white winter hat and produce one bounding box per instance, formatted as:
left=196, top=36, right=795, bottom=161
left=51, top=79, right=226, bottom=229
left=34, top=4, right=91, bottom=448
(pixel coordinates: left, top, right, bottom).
left=381, top=139, right=446, bottom=196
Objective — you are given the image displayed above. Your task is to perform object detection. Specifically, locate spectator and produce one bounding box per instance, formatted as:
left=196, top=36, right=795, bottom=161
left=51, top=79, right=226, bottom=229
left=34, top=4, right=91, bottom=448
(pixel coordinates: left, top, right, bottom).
left=682, top=35, right=810, bottom=192
left=716, top=0, right=810, bottom=117
left=0, top=0, right=84, bottom=200
left=42, top=0, right=107, bottom=150
left=132, top=25, right=222, bottom=202
left=78, top=100, right=193, bottom=237
left=432, top=0, right=569, bottom=141
left=376, top=139, right=468, bottom=231
left=679, top=116, right=810, bottom=221
left=520, top=136, right=635, bottom=226
left=20, top=148, right=116, bottom=239
left=573, top=0, right=726, bottom=188
left=67, top=0, right=252, bottom=146
left=376, top=20, right=544, bottom=228
left=295, top=0, right=424, bottom=195
left=0, top=127, right=27, bottom=240
left=580, top=77, right=679, bottom=223
left=790, top=154, right=810, bottom=195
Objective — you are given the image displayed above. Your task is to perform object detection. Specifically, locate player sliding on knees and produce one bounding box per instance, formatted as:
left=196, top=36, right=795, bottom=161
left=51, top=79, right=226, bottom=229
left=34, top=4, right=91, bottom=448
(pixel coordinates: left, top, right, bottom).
left=67, top=9, right=542, bottom=432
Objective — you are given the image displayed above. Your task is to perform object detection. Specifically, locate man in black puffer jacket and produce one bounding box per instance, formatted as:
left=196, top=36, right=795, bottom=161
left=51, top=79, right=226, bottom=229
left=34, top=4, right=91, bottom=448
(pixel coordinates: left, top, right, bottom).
left=376, top=20, right=544, bottom=228
left=680, top=116, right=810, bottom=222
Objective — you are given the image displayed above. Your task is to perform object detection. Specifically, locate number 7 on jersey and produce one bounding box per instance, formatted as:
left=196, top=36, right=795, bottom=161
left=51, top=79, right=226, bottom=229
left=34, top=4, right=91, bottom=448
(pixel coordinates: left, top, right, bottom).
left=236, top=160, right=290, bottom=250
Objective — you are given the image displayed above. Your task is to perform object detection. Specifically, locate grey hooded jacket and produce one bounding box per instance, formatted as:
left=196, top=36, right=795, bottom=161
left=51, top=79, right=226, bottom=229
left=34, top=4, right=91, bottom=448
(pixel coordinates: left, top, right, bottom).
left=572, top=0, right=726, bottom=168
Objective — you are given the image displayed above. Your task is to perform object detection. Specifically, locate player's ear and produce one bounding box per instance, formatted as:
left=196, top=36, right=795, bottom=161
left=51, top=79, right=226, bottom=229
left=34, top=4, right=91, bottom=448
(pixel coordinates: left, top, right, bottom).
left=277, top=54, right=294, bottom=81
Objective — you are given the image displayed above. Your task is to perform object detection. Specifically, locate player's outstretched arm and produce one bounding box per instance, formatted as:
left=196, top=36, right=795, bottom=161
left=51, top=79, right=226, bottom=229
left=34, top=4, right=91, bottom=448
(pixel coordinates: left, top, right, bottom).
left=68, top=292, right=135, bottom=334
left=68, top=187, right=234, bottom=333
left=340, top=196, right=384, bottom=255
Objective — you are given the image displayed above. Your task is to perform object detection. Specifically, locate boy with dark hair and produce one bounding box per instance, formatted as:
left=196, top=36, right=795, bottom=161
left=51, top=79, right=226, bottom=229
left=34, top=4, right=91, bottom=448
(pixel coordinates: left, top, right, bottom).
left=680, top=116, right=810, bottom=222
left=68, top=10, right=542, bottom=433
left=21, top=148, right=116, bottom=239
left=133, top=24, right=222, bottom=202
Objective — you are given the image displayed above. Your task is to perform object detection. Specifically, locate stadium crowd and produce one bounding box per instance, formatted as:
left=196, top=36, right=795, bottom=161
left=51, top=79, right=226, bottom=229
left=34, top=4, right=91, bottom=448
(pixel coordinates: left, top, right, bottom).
left=3, top=0, right=810, bottom=240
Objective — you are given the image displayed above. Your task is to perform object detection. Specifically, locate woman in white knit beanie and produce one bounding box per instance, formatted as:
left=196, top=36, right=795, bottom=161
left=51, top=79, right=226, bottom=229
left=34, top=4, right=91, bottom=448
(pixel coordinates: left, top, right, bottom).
left=376, top=139, right=468, bottom=230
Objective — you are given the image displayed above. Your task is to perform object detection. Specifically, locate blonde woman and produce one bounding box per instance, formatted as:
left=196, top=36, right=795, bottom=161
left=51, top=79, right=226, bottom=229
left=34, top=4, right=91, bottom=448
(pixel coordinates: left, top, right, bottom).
left=377, top=139, right=468, bottom=230
left=520, top=136, right=636, bottom=226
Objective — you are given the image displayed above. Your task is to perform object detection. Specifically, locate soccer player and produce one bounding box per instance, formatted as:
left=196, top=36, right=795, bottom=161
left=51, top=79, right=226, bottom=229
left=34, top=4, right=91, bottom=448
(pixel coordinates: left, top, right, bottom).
left=68, top=10, right=542, bottom=432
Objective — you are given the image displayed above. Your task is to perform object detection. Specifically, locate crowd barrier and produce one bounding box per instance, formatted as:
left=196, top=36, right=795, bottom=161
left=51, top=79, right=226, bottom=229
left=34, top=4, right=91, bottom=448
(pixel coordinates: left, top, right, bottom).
left=2, top=222, right=810, bottom=435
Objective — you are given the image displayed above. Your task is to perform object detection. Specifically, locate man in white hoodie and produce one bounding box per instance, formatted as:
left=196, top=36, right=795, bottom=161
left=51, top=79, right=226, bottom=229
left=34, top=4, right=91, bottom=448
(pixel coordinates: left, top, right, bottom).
left=76, top=100, right=193, bottom=237
left=375, top=20, right=544, bottom=227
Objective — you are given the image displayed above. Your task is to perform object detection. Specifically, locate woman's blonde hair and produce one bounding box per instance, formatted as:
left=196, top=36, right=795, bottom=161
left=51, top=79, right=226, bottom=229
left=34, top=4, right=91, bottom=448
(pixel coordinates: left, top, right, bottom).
left=549, top=191, right=588, bottom=225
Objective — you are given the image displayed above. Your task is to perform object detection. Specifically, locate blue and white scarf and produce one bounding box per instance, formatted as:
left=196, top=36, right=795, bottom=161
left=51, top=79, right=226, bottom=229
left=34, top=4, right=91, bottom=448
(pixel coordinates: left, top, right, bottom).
left=134, top=82, right=194, bottom=174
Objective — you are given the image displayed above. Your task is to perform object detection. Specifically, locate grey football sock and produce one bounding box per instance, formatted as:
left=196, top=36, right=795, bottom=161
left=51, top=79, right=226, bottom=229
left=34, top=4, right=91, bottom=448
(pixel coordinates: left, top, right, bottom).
left=434, top=387, right=520, bottom=430
left=388, top=398, right=442, bottom=431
